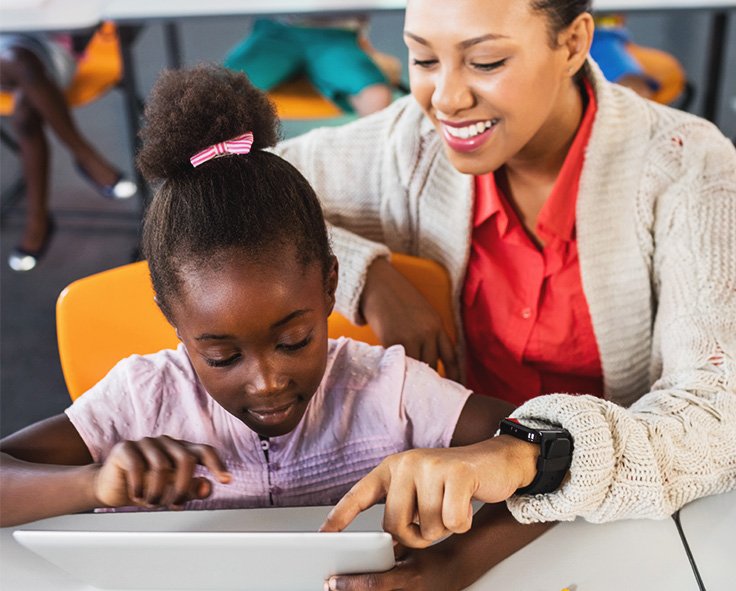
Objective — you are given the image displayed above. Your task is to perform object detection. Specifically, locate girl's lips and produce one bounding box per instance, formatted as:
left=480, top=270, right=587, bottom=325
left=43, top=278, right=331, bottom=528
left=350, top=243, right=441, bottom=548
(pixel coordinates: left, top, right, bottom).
left=247, top=400, right=299, bottom=426
left=440, top=120, right=498, bottom=154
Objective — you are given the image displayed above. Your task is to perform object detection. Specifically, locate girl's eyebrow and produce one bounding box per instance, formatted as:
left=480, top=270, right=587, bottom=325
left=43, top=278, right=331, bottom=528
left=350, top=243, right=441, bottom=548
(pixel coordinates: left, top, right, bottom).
left=194, top=310, right=314, bottom=341
left=403, top=31, right=509, bottom=49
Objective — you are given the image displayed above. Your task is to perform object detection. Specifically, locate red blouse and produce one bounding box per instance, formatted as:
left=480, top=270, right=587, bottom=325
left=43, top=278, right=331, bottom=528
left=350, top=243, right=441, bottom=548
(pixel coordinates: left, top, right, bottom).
left=462, top=81, right=604, bottom=406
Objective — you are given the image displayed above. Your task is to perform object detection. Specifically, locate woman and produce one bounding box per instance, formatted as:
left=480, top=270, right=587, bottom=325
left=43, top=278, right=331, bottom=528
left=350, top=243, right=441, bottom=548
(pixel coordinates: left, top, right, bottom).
left=277, top=0, right=736, bottom=550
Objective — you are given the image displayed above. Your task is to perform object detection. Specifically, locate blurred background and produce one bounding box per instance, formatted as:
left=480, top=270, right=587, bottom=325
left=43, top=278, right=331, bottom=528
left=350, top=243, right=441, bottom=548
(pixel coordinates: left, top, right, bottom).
left=1, top=8, right=735, bottom=436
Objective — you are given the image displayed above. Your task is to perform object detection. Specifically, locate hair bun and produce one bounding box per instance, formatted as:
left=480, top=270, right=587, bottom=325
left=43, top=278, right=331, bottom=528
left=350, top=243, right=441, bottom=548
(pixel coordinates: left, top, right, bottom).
left=137, top=64, right=280, bottom=182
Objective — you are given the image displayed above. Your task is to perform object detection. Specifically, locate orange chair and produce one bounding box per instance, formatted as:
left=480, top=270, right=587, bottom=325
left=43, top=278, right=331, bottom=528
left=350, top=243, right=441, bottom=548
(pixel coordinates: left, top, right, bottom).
left=56, top=253, right=455, bottom=401
left=0, top=22, right=122, bottom=116
left=267, top=76, right=343, bottom=120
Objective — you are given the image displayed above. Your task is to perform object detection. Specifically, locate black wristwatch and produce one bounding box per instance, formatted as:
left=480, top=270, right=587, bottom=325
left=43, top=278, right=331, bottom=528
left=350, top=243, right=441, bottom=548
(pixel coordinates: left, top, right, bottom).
left=499, top=418, right=574, bottom=495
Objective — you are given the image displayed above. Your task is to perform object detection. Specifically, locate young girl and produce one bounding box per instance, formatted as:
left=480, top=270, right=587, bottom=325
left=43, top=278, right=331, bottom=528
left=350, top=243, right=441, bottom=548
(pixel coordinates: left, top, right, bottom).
left=0, top=65, right=550, bottom=589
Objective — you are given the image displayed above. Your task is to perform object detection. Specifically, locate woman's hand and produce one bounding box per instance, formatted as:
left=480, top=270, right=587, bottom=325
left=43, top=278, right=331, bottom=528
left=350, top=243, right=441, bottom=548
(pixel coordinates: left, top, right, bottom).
left=321, top=436, right=539, bottom=548
left=325, top=503, right=553, bottom=591
left=361, top=257, right=460, bottom=381
left=94, top=436, right=232, bottom=509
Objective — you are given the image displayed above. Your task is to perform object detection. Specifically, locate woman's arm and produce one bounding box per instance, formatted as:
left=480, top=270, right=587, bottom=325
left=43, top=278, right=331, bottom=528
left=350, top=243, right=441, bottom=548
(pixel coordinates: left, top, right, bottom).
left=506, top=122, right=736, bottom=524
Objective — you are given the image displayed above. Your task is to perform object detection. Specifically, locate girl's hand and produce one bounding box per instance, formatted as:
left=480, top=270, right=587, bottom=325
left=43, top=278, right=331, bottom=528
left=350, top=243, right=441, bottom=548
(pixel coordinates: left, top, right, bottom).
left=94, top=436, right=232, bottom=509
left=361, top=258, right=460, bottom=382
left=325, top=544, right=458, bottom=591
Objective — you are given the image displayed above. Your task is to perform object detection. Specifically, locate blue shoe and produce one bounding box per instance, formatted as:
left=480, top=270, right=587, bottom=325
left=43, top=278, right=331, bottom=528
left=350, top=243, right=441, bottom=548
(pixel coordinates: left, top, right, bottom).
left=75, top=162, right=137, bottom=200
left=8, top=217, right=56, bottom=272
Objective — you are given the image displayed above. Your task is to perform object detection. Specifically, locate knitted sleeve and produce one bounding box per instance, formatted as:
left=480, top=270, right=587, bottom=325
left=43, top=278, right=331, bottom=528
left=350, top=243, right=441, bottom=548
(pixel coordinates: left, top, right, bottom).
left=275, top=100, right=420, bottom=323
left=506, top=121, right=736, bottom=524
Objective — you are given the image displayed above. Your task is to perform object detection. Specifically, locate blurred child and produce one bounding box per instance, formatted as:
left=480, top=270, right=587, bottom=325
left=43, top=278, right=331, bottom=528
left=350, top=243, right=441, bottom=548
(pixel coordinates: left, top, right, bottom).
left=0, top=30, right=137, bottom=272
left=224, top=17, right=399, bottom=116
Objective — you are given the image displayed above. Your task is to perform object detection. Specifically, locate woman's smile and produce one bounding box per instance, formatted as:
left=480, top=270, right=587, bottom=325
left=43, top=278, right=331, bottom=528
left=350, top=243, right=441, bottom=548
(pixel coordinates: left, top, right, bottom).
left=440, top=118, right=500, bottom=153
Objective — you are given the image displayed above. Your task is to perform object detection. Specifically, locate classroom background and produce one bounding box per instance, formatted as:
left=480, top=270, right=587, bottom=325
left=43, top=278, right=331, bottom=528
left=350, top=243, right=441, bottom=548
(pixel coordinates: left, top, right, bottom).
left=1, top=8, right=736, bottom=436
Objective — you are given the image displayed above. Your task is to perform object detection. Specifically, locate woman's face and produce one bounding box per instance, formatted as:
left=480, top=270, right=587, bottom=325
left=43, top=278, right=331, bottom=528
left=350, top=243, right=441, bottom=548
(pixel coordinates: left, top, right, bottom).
left=405, top=0, right=586, bottom=175
left=170, top=248, right=337, bottom=438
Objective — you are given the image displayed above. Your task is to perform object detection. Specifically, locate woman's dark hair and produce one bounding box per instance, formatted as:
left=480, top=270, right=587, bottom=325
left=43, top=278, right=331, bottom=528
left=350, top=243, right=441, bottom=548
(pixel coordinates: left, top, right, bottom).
left=531, top=0, right=592, bottom=45
left=137, top=64, right=333, bottom=320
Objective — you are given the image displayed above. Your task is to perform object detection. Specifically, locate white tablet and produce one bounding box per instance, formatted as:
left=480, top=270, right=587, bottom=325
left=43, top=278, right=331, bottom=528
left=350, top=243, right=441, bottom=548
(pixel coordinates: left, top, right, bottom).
left=13, top=529, right=395, bottom=591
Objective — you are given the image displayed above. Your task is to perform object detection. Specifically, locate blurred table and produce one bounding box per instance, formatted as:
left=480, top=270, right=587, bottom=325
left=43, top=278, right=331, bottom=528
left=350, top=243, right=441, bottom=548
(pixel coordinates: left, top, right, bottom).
left=0, top=0, right=99, bottom=33
left=676, top=489, right=736, bottom=590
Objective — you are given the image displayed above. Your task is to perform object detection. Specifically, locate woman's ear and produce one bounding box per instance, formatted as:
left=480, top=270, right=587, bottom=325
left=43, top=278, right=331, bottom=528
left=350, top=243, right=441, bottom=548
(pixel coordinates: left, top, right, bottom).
left=559, top=12, right=594, bottom=78
left=326, top=256, right=339, bottom=315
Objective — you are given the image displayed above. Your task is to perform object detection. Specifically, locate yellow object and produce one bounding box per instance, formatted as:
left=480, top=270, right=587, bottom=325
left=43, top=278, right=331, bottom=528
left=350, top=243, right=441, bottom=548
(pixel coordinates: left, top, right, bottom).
left=627, top=43, right=686, bottom=105
left=56, top=253, right=455, bottom=401
left=267, top=77, right=343, bottom=120
left=0, top=22, right=122, bottom=116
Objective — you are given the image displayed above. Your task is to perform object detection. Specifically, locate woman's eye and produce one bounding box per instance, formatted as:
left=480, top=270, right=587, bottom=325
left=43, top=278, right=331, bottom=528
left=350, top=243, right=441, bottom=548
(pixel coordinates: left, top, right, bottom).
left=472, top=59, right=507, bottom=72
left=411, top=58, right=437, bottom=68
left=279, top=335, right=313, bottom=353
left=205, top=354, right=241, bottom=368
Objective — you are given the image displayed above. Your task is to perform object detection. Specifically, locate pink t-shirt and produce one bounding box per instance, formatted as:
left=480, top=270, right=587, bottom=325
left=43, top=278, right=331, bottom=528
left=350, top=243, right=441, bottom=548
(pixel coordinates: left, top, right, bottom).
left=65, top=337, right=470, bottom=509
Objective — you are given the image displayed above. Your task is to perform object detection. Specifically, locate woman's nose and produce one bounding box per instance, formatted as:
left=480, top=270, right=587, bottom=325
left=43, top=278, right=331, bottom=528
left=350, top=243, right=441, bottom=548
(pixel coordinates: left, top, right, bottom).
left=432, top=67, right=474, bottom=116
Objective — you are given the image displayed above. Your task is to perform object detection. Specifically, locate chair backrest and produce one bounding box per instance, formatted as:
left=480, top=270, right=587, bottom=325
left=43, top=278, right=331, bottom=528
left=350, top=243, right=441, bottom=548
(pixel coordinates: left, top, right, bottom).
left=267, top=76, right=343, bottom=120
left=0, top=22, right=122, bottom=116
left=57, top=253, right=455, bottom=401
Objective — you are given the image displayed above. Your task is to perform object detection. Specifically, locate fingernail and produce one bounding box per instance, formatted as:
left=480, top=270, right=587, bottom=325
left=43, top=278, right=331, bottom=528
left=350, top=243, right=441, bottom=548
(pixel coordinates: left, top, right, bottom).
left=329, top=578, right=338, bottom=591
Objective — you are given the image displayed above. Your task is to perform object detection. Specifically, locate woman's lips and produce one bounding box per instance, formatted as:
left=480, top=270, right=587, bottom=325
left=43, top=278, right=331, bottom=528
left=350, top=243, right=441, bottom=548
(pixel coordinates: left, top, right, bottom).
left=247, top=400, right=299, bottom=426
left=440, top=119, right=499, bottom=153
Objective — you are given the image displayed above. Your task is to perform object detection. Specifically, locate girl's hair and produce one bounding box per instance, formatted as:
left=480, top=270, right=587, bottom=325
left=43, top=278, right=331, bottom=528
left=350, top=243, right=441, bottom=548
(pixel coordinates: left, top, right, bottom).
left=530, top=0, right=592, bottom=45
left=137, top=64, right=333, bottom=321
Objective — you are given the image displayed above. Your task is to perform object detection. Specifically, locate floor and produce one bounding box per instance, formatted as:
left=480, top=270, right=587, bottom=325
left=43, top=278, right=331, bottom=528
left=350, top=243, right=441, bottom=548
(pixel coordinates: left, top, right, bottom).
left=1, top=9, right=734, bottom=437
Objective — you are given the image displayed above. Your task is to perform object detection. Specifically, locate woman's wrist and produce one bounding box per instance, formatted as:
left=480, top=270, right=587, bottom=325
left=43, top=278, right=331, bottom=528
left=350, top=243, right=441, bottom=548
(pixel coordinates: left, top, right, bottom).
left=471, top=435, right=539, bottom=494
left=358, top=256, right=392, bottom=323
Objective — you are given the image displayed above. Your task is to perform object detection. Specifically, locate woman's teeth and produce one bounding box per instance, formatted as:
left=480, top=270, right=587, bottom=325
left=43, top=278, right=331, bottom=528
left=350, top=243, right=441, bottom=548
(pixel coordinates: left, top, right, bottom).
left=445, top=119, right=498, bottom=139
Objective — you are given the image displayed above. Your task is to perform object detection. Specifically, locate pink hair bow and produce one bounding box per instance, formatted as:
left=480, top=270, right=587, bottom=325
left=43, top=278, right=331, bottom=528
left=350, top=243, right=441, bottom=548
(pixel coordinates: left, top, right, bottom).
left=189, top=131, right=254, bottom=168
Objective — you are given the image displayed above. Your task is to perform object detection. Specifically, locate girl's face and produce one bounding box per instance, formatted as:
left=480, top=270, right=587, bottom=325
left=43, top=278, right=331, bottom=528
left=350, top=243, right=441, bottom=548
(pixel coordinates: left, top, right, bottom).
left=405, top=0, right=590, bottom=175
left=170, top=248, right=337, bottom=438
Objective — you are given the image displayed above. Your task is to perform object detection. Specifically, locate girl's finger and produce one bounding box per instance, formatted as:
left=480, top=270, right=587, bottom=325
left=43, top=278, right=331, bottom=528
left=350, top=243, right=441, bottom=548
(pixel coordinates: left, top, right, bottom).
left=158, top=437, right=199, bottom=505
left=114, top=442, right=148, bottom=503
left=186, top=442, right=231, bottom=484
left=136, top=437, right=176, bottom=505
left=326, top=567, right=404, bottom=591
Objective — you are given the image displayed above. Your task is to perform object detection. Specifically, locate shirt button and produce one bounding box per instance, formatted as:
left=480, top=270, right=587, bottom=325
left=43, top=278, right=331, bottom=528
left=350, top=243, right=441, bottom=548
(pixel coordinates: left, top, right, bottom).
left=271, top=463, right=280, bottom=471
left=260, top=440, right=270, bottom=451
left=521, top=307, right=532, bottom=319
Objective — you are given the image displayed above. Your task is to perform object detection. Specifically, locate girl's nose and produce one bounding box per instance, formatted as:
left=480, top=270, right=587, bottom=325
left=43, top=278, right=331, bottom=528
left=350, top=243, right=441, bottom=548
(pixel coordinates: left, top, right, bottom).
left=245, top=358, right=288, bottom=397
left=432, top=67, right=474, bottom=116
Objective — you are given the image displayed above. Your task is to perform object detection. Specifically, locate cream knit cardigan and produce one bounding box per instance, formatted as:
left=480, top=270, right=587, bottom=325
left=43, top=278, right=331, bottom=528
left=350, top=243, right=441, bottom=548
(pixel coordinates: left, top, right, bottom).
left=276, top=61, right=736, bottom=524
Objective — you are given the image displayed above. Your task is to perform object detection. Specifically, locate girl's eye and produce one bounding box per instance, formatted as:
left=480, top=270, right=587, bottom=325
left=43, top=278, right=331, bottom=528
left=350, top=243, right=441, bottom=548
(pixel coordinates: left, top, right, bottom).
left=205, top=354, right=241, bottom=368
left=411, top=58, right=437, bottom=68
left=472, top=59, right=507, bottom=72
left=279, top=335, right=313, bottom=353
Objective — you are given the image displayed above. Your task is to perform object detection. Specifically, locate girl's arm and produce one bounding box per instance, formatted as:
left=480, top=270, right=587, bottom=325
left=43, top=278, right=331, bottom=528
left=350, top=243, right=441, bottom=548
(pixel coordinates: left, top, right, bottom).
left=0, top=415, right=232, bottom=527
left=0, top=414, right=100, bottom=527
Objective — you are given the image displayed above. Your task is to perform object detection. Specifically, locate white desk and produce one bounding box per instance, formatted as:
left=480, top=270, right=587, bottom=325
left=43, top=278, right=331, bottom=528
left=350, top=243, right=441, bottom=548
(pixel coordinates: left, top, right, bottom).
left=0, top=0, right=99, bottom=32
left=677, top=489, right=736, bottom=591
left=0, top=501, right=705, bottom=591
